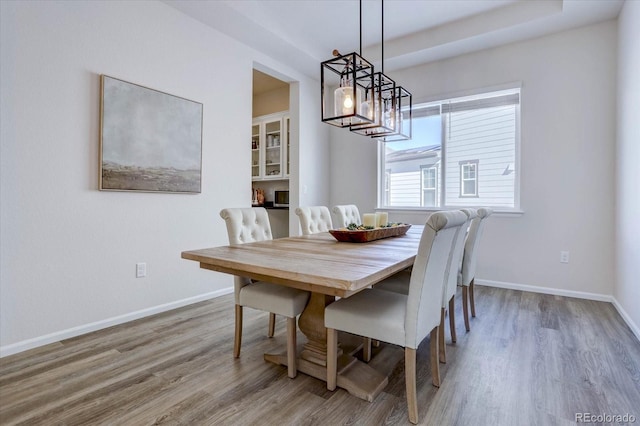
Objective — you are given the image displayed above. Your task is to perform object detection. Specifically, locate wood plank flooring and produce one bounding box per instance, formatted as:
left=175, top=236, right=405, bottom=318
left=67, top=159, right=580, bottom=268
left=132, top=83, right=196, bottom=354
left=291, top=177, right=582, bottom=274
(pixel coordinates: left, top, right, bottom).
left=1, top=286, right=639, bottom=425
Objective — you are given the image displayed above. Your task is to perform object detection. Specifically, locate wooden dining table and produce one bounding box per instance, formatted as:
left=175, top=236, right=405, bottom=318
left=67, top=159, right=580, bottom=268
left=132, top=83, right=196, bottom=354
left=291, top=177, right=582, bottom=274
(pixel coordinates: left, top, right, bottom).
left=181, top=225, right=423, bottom=402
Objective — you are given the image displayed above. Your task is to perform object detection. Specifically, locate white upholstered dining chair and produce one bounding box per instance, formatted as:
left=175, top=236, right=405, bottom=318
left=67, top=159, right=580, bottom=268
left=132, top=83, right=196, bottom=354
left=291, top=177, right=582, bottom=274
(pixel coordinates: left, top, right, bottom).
left=459, top=207, right=493, bottom=331
left=331, top=204, right=362, bottom=228
left=294, top=206, right=333, bottom=235
left=324, top=211, right=467, bottom=424
left=375, top=209, right=473, bottom=364
left=219, top=208, right=310, bottom=378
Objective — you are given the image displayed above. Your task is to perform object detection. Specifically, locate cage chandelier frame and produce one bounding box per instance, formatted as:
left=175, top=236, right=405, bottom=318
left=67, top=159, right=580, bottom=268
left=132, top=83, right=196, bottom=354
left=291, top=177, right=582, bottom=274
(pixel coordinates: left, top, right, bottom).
left=320, top=0, right=412, bottom=141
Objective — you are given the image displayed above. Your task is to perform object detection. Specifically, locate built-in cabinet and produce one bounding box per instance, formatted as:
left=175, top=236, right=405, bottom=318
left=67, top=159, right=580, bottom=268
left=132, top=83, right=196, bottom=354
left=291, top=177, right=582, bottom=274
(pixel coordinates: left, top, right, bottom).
left=251, top=111, right=290, bottom=238
left=252, top=111, right=289, bottom=181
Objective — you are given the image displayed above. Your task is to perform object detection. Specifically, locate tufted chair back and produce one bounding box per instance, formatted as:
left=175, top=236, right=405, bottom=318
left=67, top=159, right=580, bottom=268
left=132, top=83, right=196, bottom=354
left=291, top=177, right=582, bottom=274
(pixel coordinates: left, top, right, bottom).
left=332, top=204, right=362, bottom=228
left=220, top=207, right=273, bottom=302
left=220, top=207, right=273, bottom=244
left=460, top=207, right=493, bottom=287
left=405, top=210, right=467, bottom=349
left=441, top=210, right=473, bottom=308
left=295, top=206, right=334, bottom=235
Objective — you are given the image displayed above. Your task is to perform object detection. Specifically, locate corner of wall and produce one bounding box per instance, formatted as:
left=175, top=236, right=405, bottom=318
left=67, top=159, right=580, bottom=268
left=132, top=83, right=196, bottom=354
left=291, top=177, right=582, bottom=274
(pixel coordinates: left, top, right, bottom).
left=611, top=296, right=640, bottom=342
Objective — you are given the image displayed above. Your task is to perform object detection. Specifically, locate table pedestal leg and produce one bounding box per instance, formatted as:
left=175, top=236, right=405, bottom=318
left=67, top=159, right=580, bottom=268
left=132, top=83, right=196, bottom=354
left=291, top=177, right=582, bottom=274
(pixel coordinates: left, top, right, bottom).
left=298, top=293, right=334, bottom=366
left=263, top=292, right=403, bottom=402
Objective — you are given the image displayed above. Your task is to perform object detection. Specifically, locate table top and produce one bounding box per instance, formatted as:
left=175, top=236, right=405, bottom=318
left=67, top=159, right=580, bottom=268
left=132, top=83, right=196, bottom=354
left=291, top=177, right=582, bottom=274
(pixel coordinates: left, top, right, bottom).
left=182, top=225, right=423, bottom=298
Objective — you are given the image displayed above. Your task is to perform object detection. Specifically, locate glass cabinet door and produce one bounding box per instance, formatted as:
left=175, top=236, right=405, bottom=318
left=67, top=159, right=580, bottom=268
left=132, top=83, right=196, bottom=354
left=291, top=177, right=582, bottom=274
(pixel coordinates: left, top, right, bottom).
left=251, top=124, right=260, bottom=178
left=251, top=112, right=289, bottom=182
left=264, top=119, right=282, bottom=178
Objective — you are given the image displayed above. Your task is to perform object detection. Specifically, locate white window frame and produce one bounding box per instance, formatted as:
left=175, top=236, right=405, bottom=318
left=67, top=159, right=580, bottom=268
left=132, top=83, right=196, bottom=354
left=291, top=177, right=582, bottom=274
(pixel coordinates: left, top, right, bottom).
left=420, top=166, right=438, bottom=206
left=459, top=160, right=478, bottom=198
left=378, top=85, right=521, bottom=213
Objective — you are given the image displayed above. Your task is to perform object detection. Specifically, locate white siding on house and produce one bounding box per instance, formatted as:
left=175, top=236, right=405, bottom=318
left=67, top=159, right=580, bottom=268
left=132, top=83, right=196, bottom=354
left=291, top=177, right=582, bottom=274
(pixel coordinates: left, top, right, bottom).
left=389, top=171, right=421, bottom=207
left=445, top=105, right=516, bottom=207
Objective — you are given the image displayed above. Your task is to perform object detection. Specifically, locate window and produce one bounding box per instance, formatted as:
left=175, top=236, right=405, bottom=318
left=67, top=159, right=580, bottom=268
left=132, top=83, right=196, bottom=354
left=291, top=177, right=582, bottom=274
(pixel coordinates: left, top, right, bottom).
left=421, top=166, right=438, bottom=206
left=380, top=88, right=520, bottom=210
left=460, top=161, right=478, bottom=197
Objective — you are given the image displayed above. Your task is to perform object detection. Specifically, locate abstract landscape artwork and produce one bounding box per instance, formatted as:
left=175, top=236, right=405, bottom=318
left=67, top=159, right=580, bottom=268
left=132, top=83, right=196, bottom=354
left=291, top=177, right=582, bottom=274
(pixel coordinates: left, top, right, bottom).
left=99, top=75, right=203, bottom=193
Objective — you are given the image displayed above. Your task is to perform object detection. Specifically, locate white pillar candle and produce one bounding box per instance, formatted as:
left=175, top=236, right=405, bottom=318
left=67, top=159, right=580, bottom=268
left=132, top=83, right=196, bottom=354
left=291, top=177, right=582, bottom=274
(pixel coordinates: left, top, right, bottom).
left=363, top=213, right=376, bottom=228
left=376, top=212, right=389, bottom=228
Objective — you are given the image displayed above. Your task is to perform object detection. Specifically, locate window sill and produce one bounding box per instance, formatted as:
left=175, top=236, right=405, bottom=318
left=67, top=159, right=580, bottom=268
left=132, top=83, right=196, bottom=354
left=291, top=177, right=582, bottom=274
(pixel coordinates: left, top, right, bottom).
left=376, top=207, right=524, bottom=217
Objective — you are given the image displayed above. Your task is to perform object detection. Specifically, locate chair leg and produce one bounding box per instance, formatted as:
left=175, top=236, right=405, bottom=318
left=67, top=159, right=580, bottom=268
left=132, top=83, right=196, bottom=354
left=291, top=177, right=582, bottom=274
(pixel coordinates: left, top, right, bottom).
left=462, top=286, right=470, bottom=332
left=234, top=305, right=243, bottom=358
left=449, top=295, right=457, bottom=343
left=286, top=317, right=297, bottom=378
left=405, top=347, right=418, bottom=424
left=439, top=308, right=446, bottom=364
left=327, top=328, right=338, bottom=391
left=363, top=337, right=372, bottom=362
left=430, top=327, right=441, bottom=388
left=268, top=312, right=276, bottom=337
left=470, top=278, right=476, bottom=318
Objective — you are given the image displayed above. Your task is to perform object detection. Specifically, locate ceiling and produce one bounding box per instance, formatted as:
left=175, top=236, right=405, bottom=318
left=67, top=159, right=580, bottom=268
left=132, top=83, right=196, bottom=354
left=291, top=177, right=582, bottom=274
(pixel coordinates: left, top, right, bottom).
left=164, top=0, right=624, bottom=79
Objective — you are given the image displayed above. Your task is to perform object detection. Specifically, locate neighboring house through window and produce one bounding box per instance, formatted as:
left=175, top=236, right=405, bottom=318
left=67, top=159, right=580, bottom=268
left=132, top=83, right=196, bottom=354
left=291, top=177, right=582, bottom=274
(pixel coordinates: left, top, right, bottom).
left=380, top=87, right=520, bottom=210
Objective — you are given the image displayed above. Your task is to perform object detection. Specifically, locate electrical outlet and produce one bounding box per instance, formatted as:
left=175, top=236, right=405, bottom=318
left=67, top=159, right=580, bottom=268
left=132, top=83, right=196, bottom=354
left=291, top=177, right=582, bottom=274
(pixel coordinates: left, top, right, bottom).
left=560, top=251, right=569, bottom=264
left=136, top=262, right=147, bottom=278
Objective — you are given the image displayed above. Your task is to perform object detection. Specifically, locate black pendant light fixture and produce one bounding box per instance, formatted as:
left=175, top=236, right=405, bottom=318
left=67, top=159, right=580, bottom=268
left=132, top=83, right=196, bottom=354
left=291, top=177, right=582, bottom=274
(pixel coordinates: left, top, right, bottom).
left=321, top=0, right=412, bottom=141
left=363, top=0, right=412, bottom=141
left=351, top=0, right=397, bottom=138
left=320, top=0, right=375, bottom=128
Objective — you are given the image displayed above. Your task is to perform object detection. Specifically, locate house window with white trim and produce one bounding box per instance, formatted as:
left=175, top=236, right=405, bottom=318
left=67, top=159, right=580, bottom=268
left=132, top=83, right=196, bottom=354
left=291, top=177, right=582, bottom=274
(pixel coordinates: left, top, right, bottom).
left=460, top=161, right=478, bottom=197
left=421, top=166, right=438, bottom=206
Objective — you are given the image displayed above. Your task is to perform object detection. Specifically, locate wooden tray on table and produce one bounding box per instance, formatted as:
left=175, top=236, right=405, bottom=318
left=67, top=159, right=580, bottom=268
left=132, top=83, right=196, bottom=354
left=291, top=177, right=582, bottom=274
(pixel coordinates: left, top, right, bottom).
left=329, top=224, right=412, bottom=243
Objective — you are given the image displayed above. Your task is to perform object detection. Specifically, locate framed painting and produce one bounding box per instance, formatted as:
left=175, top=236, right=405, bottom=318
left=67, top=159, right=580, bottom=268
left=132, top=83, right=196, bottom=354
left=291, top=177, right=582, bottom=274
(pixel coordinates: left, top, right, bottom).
left=99, top=75, right=203, bottom=193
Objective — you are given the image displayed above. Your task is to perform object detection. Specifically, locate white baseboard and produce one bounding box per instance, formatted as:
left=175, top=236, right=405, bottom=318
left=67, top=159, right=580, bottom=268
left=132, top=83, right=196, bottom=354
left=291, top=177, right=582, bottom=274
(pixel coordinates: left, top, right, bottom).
left=477, top=279, right=640, bottom=341
left=475, top=279, right=613, bottom=302
left=611, top=297, right=640, bottom=341
left=0, top=287, right=233, bottom=358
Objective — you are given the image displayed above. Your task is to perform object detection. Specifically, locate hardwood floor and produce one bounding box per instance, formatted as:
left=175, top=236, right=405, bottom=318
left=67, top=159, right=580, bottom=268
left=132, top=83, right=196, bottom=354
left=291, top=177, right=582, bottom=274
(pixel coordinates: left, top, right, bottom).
left=1, top=286, right=639, bottom=425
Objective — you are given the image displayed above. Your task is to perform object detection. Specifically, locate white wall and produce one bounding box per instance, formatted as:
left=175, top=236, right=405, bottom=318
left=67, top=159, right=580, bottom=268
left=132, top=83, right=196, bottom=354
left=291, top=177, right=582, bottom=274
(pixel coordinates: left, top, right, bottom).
left=331, top=20, right=618, bottom=298
left=292, top=81, right=331, bottom=235
left=0, top=0, right=328, bottom=355
left=615, top=1, right=640, bottom=337
left=330, top=127, right=380, bottom=215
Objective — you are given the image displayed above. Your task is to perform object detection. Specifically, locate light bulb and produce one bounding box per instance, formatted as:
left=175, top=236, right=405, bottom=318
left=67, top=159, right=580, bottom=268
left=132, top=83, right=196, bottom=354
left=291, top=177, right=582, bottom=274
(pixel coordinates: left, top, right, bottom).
left=334, top=86, right=354, bottom=116
left=334, top=85, right=363, bottom=120
left=344, top=96, right=353, bottom=109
